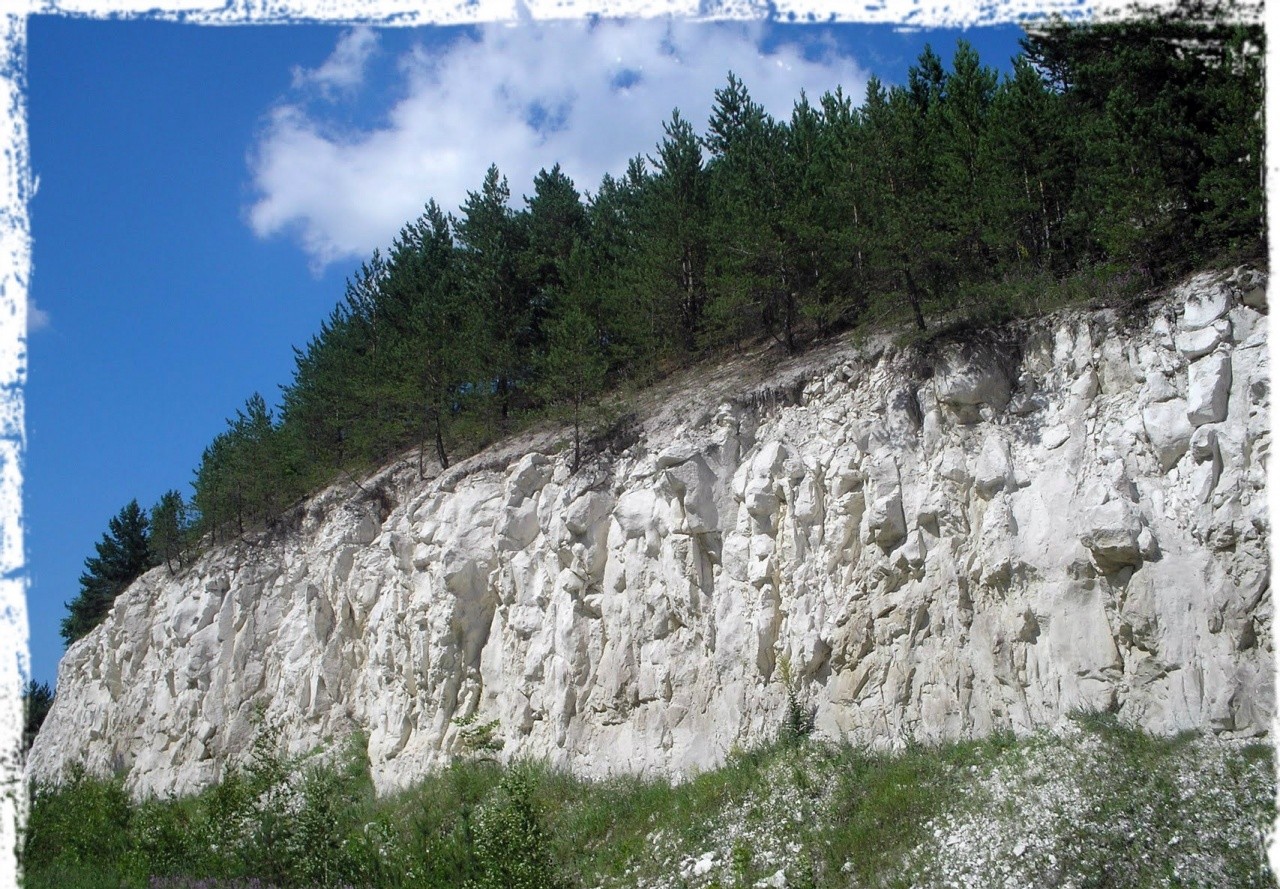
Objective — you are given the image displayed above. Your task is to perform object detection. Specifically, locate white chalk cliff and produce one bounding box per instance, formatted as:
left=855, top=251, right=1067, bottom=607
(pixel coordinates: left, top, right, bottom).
left=28, top=268, right=1272, bottom=798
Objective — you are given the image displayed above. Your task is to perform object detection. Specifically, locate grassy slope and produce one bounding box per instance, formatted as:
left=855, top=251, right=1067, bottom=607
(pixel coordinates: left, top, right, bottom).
left=23, top=715, right=1275, bottom=889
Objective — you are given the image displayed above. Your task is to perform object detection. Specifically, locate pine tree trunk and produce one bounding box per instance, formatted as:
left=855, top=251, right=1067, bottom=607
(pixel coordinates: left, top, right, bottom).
left=435, top=414, right=450, bottom=471
left=498, top=377, right=510, bottom=432
left=572, top=411, right=581, bottom=474
left=904, top=265, right=927, bottom=332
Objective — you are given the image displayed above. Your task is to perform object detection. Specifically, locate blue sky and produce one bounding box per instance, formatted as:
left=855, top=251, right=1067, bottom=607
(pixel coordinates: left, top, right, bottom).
left=24, top=16, right=1030, bottom=690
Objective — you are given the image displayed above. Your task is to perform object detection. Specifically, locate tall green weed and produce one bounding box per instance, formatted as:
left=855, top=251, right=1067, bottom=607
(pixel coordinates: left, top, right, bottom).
left=23, top=720, right=1276, bottom=889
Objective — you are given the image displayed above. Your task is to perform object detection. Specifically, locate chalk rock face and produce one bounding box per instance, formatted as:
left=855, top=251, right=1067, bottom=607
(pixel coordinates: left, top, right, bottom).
left=28, top=270, right=1272, bottom=798
left=1188, top=350, right=1233, bottom=427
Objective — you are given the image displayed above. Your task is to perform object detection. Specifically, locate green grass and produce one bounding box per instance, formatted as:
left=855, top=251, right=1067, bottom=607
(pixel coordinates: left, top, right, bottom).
left=22, top=721, right=1277, bottom=889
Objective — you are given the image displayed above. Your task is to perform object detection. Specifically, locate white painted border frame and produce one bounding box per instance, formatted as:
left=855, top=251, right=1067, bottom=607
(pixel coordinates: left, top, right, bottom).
left=0, top=0, right=1267, bottom=886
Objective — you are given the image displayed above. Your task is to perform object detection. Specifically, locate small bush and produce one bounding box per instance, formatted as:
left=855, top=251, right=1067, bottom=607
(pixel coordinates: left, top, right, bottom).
left=466, top=764, right=568, bottom=889
left=24, top=764, right=133, bottom=878
left=452, top=714, right=504, bottom=760
left=777, top=656, right=815, bottom=744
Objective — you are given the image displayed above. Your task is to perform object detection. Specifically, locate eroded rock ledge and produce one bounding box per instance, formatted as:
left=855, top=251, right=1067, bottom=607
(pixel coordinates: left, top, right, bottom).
left=29, top=268, right=1271, bottom=797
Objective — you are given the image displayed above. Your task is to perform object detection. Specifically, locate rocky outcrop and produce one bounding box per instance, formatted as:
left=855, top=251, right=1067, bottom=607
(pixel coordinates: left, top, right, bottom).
left=27, top=268, right=1271, bottom=798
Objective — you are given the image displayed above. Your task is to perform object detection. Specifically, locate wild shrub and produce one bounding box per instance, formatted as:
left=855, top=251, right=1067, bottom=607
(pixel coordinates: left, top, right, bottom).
left=777, top=656, right=815, bottom=744
left=22, top=720, right=1275, bottom=889
left=452, top=713, right=504, bottom=761
left=234, top=732, right=382, bottom=888
left=24, top=763, right=133, bottom=876
left=122, top=796, right=206, bottom=882
left=466, top=764, right=568, bottom=889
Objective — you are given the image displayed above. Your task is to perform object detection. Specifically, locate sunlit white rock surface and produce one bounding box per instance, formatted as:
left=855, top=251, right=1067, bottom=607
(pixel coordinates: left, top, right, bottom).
left=28, top=268, right=1271, bottom=797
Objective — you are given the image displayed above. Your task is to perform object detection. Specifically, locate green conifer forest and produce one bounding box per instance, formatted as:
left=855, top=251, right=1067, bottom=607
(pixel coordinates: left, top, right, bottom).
left=59, top=16, right=1265, bottom=644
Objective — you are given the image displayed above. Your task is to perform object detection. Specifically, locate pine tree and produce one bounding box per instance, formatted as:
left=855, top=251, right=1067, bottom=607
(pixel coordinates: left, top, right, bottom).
left=980, top=56, right=1073, bottom=272
left=148, top=489, right=190, bottom=573
left=279, top=309, right=354, bottom=473
left=190, top=394, right=292, bottom=540
left=192, top=429, right=239, bottom=541
left=582, top=160, right=658, bottom=378
left=522, top=164, right=588, bottom=308
left=704, top=74, right=796, bottom=351
left=537, top=269, right=607, bottom=473
left=1189, top=23, right=1264, bottom=258
left=1020, top=15, right=1261, bottom=276
left=858, top=75, right=933, bottom=330
left=1192, top=22, right=1264, bottom=257
left=233, top=393, right=286, bottom=527
left=642, top=110, right=710, bottom=356
left=935, top=41, right=1000, bottom=283
left=60, top=500, right=153, bottom=645
left=385, top=200, right=478, bottom=473
left=22, top=679, right=53, bottom=752
left=456, top=165, right=530, bottom=429
left=338, top=252, right=408, bottom=461
left=126, top=22, right=1264, bottom=571
left=898, top=45, right=952, bottom=326
left=777, top=91, right=836, bottom=333
left=803, top=86, right=877, bottom=330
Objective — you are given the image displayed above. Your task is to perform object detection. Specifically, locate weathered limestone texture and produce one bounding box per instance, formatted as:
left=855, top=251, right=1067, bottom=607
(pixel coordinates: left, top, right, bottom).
left=28, top=269, right=1271, bottom=797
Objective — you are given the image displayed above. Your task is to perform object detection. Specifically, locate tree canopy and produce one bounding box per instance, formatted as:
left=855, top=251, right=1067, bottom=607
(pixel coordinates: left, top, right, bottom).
left=59, top=19, right=1264, bottom=625
left=61, top=500, right=154, bottom=645
left=23, top=679, right=54, bottom=752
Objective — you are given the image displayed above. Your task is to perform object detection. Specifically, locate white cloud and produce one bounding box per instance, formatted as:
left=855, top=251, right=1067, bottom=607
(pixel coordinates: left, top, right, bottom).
left=291, top=26, right=379, bottom=97
left=247, top=20, right=869, bottom=271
